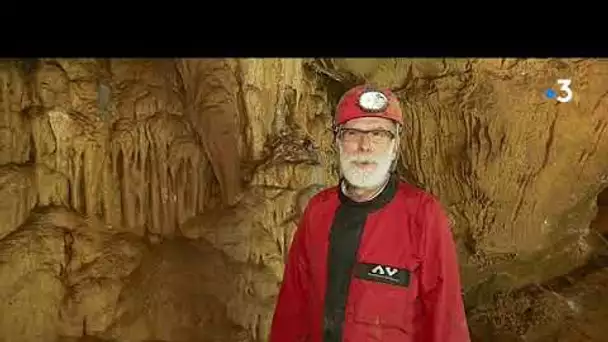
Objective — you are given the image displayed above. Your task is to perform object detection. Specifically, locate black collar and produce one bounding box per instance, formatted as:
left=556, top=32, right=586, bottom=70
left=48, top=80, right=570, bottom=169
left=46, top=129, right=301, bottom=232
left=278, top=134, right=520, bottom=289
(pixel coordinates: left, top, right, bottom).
left=338, top=174, right=397, bottom=213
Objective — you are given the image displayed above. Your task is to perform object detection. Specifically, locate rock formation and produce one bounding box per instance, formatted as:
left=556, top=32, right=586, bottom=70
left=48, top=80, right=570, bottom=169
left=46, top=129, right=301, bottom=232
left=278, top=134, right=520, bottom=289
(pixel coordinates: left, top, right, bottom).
left=0, top=57, right=607, bottom=341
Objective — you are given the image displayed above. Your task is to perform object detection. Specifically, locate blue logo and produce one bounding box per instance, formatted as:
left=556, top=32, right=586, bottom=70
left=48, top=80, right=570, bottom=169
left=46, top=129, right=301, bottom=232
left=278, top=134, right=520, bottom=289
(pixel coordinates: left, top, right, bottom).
left=545, top=79, right=573, bottom=103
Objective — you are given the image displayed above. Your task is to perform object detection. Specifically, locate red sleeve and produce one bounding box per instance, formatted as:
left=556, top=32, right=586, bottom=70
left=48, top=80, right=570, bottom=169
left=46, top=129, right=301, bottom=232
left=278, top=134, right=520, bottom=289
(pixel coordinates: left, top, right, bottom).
left=416, top=195, right=471, bottom=342
left=269, top=206, right=312, bottom=342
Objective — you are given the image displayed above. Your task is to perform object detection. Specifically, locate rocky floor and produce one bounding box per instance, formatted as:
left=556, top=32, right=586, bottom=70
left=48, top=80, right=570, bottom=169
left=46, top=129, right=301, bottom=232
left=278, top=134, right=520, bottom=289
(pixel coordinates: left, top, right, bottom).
left=469, top=250, right=608, bottom=342
left=0, top=207, right=269, bottom=342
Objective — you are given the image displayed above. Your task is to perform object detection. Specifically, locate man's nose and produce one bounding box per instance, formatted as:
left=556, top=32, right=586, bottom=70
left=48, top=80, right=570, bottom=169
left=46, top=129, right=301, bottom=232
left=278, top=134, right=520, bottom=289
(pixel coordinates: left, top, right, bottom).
left=358, top=133, right=373, bottom=152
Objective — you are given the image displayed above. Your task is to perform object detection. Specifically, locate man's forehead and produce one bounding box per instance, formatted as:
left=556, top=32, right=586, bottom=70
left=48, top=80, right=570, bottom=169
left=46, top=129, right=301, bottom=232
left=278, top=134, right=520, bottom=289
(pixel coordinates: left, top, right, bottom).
left=343, top=117, right=395, bottom=129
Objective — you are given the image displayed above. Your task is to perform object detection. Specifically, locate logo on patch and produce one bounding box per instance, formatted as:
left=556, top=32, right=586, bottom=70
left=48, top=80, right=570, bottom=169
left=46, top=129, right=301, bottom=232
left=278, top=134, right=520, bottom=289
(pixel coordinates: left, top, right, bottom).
left=370, top=264, right=399, bottom=277
left=354, top=262, right=411, bottom=287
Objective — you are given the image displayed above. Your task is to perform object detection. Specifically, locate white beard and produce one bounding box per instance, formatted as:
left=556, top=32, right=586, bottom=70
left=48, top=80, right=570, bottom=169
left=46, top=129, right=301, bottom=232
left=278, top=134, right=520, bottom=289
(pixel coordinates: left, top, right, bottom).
left=338, top=140, right=397, bottom=189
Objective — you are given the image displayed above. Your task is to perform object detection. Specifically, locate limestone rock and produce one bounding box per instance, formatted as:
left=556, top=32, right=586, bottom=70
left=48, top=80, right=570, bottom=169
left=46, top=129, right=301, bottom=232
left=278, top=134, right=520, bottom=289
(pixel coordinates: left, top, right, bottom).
left=176, top=59, right=242, bottom=206
left=1, top=57, right=608, bottom=341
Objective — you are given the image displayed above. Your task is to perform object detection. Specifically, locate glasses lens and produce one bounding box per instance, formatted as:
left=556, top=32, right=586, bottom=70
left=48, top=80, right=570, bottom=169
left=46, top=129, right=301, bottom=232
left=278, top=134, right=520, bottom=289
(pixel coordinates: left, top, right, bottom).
left=340, top=128, right=394, bottom=144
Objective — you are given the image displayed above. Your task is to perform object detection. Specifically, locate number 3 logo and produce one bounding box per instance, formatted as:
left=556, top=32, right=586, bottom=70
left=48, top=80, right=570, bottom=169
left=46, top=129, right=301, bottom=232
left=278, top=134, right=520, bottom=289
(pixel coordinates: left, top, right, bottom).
left=556, top=79, right=573, bottom=103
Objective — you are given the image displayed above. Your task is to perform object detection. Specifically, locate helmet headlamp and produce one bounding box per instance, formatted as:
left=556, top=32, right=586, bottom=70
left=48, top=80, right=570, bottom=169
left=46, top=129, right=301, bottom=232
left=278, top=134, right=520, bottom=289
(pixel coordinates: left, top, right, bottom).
left=357, top=90, right=389, bottom=113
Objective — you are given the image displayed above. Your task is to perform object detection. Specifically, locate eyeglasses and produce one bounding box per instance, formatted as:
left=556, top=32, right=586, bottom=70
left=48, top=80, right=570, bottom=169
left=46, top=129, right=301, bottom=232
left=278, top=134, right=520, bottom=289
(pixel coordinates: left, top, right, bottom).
left=338, top=127, right=395, bottom=145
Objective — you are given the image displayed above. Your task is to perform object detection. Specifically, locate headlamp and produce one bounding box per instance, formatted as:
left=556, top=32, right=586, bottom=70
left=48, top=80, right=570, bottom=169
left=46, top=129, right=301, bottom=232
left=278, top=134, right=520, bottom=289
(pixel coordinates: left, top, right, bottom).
left=358, top=90, right=389, bottom=113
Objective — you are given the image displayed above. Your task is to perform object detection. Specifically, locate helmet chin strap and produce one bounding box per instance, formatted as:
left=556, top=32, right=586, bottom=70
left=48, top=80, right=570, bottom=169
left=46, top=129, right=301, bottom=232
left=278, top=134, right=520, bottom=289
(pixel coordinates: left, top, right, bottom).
left=389, top=125, right=402, bottom=174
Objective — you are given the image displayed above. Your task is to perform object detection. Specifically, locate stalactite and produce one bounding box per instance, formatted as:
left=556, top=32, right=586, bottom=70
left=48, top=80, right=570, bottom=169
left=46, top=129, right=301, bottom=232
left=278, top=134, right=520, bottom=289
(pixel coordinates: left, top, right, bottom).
left=97, top=171, right=105, bottom=222
left=169, top=146, right=182, bottom=233
left=30, top=113, right=57, bottom=170
left=136, top=127, right=146, bottom=229
left=164, top=161, right=176, bottom=237
left=70, top=148, right=81, bottom=212
left=106, top=139, right=122, bottom=225
left=144, top=145, right=153, bottom=235
left=131, top=145, right=141, bottom=233
left=4, top=61, right=223, bottom=238
left=84, top=145, right=103, bottom=219
left=115, top=147, right=125, bottom=226
left=44, top=96, right=217, bottom=237
left=176, top=59, right=242, bottom=206
left=174, top=161, right=184, bottom=228
left=78, top=149, right=86, bottom=214
left=1, top=71, right=8, bottom=120
left=102, top=145, right=118, bottom=228
left=149, top=137, right=161, bottom=236
left=186, top=159, right=196, bottom=220
left=159, top=140, right=171, bottom=236
left=132, top=144, right=145, bottom=234
left=102, top=107, right=212, bottom=236
left=124, top=145, right=136, bottom=231
left=185, top=160, right=196, bottom=222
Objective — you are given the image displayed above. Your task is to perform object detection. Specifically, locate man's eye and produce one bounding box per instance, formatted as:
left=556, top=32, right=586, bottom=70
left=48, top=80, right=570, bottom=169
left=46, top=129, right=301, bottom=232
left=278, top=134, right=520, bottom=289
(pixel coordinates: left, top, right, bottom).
left=372, top=130, right=392, bottom=138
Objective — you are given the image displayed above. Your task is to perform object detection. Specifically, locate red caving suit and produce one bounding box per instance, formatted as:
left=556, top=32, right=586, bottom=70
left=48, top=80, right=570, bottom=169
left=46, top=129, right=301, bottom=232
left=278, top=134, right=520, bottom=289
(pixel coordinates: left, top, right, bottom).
left=270, top=175, right=471, bottom=342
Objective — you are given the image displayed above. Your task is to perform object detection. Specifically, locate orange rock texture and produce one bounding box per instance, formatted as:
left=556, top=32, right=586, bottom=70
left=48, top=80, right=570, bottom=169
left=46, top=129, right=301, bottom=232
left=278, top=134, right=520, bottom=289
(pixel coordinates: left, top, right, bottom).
left=0, top=58, right=607, bottom=341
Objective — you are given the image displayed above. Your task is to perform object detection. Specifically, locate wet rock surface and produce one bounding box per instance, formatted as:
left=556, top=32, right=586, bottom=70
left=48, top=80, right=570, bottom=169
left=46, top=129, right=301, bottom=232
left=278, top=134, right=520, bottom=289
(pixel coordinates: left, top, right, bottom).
left=0, top=58, right=607, bottom=341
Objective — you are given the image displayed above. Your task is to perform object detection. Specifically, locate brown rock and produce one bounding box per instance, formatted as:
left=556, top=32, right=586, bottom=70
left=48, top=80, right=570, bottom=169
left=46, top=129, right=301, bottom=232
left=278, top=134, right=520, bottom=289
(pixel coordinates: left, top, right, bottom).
left=1, top=58, right=608, bottom=341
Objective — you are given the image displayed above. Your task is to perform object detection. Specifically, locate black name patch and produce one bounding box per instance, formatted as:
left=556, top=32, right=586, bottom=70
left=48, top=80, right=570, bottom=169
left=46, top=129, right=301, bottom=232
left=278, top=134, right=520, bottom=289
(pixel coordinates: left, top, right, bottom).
left=353, top=262, right=411, bottom=287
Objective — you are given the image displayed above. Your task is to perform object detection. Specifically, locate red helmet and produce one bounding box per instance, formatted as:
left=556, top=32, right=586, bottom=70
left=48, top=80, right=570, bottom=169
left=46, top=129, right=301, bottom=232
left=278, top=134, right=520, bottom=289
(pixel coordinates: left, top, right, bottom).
left=334, top=85, right=403, bottom=127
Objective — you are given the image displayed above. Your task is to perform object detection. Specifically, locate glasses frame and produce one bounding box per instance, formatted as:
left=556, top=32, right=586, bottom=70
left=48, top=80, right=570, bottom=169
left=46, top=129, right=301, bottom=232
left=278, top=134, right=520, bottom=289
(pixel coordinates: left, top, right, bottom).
left=337, top=127, right=396, bottom=145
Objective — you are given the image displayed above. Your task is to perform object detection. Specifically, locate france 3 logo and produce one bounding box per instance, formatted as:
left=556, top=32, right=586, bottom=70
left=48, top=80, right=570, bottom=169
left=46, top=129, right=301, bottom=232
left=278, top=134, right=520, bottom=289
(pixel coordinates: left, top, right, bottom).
left=545, top=79, right=573, bottom=103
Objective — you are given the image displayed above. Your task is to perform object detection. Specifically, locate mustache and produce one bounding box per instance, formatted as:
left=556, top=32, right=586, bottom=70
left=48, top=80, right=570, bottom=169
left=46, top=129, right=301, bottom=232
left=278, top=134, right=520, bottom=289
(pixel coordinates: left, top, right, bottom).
left=342, top=153, right=384, bottom=163
left=339, top=140, right=397, bottom=164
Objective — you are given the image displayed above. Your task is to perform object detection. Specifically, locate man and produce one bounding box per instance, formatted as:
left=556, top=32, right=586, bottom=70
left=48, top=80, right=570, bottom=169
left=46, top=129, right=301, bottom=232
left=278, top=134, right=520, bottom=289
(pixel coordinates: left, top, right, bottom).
left=270, top=85, right=471, bottom=342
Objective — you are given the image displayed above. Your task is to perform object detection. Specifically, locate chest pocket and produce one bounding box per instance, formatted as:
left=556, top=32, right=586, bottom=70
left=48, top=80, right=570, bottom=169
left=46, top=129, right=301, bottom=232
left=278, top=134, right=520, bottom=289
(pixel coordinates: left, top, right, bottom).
left=346, top=261, right=420, bottom=337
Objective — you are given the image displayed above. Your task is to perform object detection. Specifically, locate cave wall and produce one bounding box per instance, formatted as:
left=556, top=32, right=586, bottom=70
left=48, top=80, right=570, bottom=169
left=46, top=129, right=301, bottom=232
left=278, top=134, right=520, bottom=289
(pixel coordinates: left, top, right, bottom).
left=1, top=58, right=608, bottom=342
